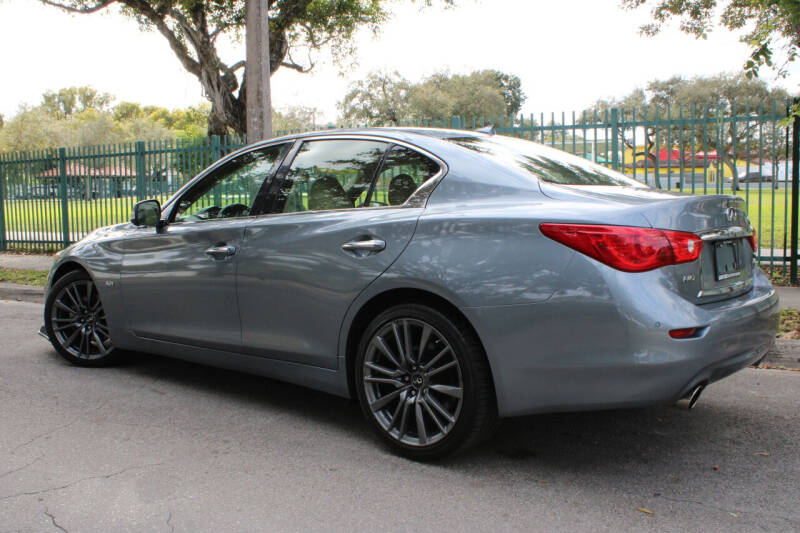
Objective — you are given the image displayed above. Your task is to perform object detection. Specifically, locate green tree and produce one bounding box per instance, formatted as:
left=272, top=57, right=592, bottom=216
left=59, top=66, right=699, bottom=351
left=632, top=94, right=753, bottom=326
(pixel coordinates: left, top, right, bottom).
left=339, top=71, right=412, bottom=125
left=0, top=106, right=70, bottom=152
left=41, top=86, right=113, bottom=119
left=585, top=73, right=789, bottom=188
left=0, top=87, right=214, bottom=152
left=273, top=105, right=320, bottom=132
left=338, top=69, right=526, bottom=125
left=40, top=0, right=453, bottom=136
left=410, top=70, right=525, bottom=120
left=622, top=1, right=800, bottom=81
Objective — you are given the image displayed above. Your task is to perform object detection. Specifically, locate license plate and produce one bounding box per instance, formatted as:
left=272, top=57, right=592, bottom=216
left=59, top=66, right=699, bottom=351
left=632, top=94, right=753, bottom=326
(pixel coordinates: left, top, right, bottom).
left=714, top=240, right=740, bottom=281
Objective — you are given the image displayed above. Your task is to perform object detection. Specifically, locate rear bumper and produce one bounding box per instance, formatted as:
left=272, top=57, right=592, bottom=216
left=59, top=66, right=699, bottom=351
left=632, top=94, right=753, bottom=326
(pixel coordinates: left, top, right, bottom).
left=464, top=266, right=779, bottom=417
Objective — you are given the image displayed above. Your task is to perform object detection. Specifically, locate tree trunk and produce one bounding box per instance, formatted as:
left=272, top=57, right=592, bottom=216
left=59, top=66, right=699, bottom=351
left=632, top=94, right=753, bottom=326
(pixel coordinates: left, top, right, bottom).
left=202, top=67, right=247, bottom=137
left=246, top=0, right=273, bottom=142
left=721, top=152, right=741, bottom=192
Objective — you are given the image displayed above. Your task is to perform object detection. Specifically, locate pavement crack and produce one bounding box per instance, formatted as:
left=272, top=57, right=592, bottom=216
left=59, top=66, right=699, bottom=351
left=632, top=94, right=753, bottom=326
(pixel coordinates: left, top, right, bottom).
left=44, top=509, right=67, bottom=533
left=11, top=419, right=79, bottom=455
left=166, top=511, right=174, bottom=533
left=0, top=463, right=164, bottom=502
left=0, top=454, right=43, bottom=479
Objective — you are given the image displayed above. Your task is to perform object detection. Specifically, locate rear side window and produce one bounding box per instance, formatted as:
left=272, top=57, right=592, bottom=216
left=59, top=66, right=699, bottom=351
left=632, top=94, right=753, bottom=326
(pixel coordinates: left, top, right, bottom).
left=447, top=135, right=645, bottom=187
left=274, top=140, right=388, bottom=213
left=369, top=146, right=441, bottom=206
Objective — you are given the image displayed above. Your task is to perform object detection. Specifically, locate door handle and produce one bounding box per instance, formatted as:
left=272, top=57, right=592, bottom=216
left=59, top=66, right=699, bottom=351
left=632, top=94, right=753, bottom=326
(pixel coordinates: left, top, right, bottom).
left=205, top=244, right=237, bottom=259
left=342, top=239, right=386, bottom=253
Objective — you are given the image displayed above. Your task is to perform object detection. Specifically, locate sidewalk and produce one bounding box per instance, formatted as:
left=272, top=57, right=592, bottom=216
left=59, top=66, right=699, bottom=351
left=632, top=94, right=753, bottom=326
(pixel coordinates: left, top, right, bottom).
left=0, top=252, right=54, bottom=271
left=775, top=287, right=800, bottom=310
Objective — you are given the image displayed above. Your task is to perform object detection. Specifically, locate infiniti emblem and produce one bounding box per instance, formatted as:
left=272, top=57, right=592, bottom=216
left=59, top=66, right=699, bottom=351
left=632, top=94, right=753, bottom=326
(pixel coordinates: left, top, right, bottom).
left=725, top=207, right=737, bottom=222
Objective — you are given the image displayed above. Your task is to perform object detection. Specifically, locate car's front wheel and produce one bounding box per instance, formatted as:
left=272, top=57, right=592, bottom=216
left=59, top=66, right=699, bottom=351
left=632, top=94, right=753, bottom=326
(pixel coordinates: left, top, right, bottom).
left=355, top=304, right=497, bottom=460
left=44, top=270, right=120, bottom=367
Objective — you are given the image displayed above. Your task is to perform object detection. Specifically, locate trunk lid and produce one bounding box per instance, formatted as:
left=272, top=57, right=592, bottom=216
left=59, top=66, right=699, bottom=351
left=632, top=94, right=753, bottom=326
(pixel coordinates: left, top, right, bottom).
left=539, top=183, right=754, bottom=304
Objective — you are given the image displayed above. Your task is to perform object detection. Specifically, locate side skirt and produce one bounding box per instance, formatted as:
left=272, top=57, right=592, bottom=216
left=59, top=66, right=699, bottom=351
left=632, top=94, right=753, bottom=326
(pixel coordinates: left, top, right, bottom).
left=122, top=334, right=351, bottom=399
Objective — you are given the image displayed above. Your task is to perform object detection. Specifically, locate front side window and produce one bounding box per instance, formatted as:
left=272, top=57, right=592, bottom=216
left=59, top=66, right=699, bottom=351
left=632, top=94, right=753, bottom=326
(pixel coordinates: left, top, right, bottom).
left=369, top=146, right=441, bottom=206
left=273, top=140, right=388, bottom=213
left=174, top=144, right=288, bottom=222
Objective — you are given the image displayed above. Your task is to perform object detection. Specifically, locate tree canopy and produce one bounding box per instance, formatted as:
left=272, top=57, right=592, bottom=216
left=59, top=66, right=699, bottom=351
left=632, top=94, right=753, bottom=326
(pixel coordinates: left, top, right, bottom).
left=586, top=72, right=789, bottom=115
left=0, top=85, right=327, bottom=152
left=40, top=86, right=114, bottom=119
left=0, top=86, right=210, bottom=152
left=338, top=69, right=527, bottom=125
left=585, top=72, right=789, bottom=189
left=40, top=0, right=453, bottom=136
left=622, top=0, right=800, bottom=81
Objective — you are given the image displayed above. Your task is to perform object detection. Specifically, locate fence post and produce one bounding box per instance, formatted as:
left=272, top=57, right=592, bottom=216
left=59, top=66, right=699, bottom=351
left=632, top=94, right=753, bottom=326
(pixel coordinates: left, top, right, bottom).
left=58, top=148, right=70, bottom=248
left=134, top=141, right=146, bottom=201
left=451, top=116, right=461, bottom=130
left=610, top=108, right=620, bottom=171
left=0, top=162, right=6, bottom=251
left=784, top=98, right=800, bottom=285
left=211, top=135, right=222, bottom=162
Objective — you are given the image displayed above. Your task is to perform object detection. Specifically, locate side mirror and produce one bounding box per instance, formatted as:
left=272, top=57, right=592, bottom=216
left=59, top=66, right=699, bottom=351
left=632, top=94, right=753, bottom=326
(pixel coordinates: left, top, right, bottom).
left=131, top=199, right=162, bottom=228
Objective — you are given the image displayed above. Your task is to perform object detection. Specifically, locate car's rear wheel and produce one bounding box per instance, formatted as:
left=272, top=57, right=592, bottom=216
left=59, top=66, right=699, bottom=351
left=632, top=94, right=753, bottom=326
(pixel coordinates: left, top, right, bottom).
left=44, top=270, right=120, bottom=367
left=355, top=303, right=497, bottom=460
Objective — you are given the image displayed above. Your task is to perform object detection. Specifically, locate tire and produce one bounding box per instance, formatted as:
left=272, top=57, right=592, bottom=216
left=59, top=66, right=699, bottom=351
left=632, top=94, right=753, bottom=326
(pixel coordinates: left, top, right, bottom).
left=355, top=303, right=497, bottom=460
left=44, top=269, right=121, bottom=367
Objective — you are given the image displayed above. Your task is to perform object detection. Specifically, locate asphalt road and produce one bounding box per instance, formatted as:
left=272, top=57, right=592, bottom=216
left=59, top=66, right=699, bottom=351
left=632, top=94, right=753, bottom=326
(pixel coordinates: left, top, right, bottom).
left=0, top=300, right=798, bottom=533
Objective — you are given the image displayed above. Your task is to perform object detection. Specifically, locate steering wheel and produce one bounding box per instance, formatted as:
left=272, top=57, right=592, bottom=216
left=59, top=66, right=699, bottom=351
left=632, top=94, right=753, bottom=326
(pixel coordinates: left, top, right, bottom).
left=218, top=203, right=250, bottom=218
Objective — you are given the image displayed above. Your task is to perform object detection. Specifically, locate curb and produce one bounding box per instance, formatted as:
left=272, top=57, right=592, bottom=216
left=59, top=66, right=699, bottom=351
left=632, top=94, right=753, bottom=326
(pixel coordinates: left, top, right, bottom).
left=0, top=282, right=44, bottom=304
left=757, top=339, right=800, bottom=370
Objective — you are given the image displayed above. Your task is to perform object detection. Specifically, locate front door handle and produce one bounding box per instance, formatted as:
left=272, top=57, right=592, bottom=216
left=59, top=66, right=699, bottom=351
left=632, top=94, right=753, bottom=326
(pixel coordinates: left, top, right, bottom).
left=205, top=244, right=237, bottom=259
left=342, top=239, right=386, bottom=253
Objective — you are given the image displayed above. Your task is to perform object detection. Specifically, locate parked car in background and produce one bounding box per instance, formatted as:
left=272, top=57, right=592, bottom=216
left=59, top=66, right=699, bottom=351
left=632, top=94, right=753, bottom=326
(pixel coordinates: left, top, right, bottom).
left=40, top=128, right=779, bottom=460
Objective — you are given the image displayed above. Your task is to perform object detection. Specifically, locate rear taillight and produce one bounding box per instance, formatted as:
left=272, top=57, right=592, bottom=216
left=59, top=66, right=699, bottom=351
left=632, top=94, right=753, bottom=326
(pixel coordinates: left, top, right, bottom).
left=747, top=233, right=757, bottom=253
left=540, top=223, right=703, bottom=273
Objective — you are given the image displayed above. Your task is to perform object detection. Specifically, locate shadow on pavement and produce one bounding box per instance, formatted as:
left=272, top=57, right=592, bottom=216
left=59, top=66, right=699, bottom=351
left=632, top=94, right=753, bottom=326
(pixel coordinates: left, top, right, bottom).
left=46, top=347, right=785, bottom=482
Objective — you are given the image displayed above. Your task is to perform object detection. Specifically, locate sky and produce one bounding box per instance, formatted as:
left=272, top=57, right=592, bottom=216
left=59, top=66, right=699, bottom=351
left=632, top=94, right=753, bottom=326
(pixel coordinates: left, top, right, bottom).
left=1, top=0, right=798, bottom=123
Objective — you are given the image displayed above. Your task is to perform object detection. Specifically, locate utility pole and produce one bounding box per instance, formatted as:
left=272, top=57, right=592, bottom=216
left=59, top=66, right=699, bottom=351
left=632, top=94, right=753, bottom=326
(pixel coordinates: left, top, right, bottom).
left=246, top=0, right=273, bottom=142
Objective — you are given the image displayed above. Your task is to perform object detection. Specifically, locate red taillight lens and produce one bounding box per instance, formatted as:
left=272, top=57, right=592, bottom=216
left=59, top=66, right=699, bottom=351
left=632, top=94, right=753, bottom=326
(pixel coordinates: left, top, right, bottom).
left=669, top=327, right=698, bottom=339
left=540, top=223, right=703, bottom=273
left=747, top=233, right=757, bottom=253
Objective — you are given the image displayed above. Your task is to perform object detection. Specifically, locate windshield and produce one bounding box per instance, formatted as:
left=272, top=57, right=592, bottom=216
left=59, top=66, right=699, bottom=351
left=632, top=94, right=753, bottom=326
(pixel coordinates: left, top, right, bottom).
left=446, top=134, right=647, bottom=187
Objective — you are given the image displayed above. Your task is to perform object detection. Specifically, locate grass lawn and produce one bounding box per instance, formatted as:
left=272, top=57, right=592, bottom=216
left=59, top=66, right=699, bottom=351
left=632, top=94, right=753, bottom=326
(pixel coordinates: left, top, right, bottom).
left=2, top=196, right=169, bottom=241
left=0, top=188, right=794, bottom=252
left=779, top=308, right=800, bottom=339
left=659, top=186, right=791, bottom=251
left=0, top=267, right=47, bottom=286
left=735, top=188, right=790, bottom=252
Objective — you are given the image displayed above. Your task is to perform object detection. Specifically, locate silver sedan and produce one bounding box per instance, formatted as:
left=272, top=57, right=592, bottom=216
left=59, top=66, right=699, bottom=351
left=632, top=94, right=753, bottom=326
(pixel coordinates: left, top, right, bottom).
left=41, top=128, right=779, bottom=460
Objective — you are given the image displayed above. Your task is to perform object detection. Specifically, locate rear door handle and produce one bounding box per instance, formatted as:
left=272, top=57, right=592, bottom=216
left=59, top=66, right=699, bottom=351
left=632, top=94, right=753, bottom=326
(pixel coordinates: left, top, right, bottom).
left=342, top=239, right=386, bottom=253
left=205, top=244, right=237, bottom=259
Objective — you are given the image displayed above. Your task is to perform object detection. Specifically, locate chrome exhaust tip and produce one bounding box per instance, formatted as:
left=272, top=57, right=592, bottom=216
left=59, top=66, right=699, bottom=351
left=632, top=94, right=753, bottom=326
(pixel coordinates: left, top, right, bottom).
left=676, top=384, right=705, bottom=410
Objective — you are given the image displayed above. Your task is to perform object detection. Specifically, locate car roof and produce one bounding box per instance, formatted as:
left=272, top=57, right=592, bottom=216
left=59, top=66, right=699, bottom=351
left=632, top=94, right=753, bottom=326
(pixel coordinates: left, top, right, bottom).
left=264, top=127, right=487, bottom=145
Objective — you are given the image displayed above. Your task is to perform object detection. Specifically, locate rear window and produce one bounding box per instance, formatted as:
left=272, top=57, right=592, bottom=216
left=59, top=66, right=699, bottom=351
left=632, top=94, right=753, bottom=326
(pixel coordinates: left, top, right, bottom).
left=446, top=135, right=646, bottom=187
